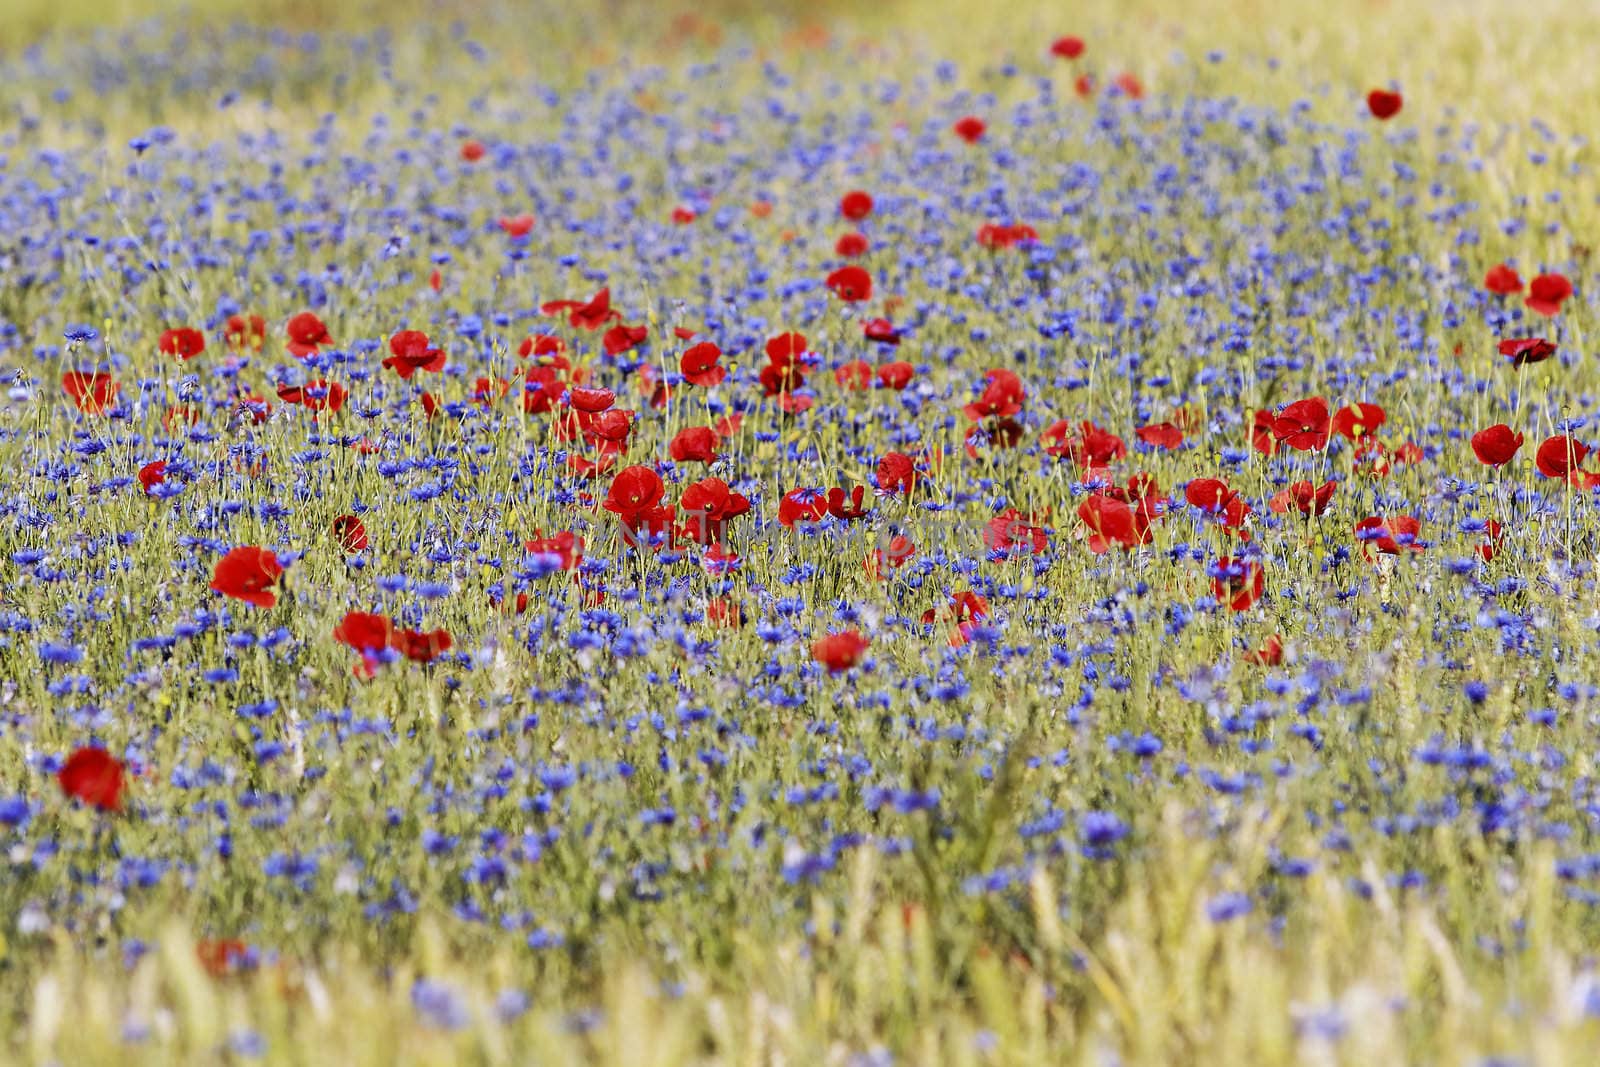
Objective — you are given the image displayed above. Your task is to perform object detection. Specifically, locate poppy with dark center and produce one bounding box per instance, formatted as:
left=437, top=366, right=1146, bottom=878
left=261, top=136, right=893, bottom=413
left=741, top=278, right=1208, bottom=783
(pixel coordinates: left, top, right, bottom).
left=63, top=371, right=119, bottom=414
left=1526, top=273, right=1573, bottom=316
left=1330, top=402, right=1386, bottom=440
left=964, top=369, right=1026, bottom=421
left=332, top=515, right=369, bottom=552
left=541, top=288, right=623, bottom=330
left=1484, top=263, right=1523, bottom=295
left=1366, top=89, right=1402, bottom=119
left=604, top=465, right=673, bottom=537
left=1185, top=477, right=1251, bottom=530
left=825, top=265, right=872, bottom=302
left=210, top=546, right=286, bottom=608
left=1470, top=425, right=1524, bottom=467
left=679, top=342, right=726, bottom=386
left=827, top=486, right=871, bottom=521
left=159, top=327, right=206, bottom=360
left=58, top=747, right=125, bottom=812
left=778, top=487, right=830, bottom=528
left=1211, top=557, right=1264, bottom=612
left=383, top=330, right=447, bottom=378
left=952, top=116, right=986, bottom=143
left=839, top=190, right=874, bottom=220
left=1500, top=337, right=1557, bottom=367
left=285, top=311, right=333, bottom=357
left=812, top=630, right=869, bottom=673
left=679, top=477, right=751, bottom=544
left=1272, top=397, right=1331, bottom=451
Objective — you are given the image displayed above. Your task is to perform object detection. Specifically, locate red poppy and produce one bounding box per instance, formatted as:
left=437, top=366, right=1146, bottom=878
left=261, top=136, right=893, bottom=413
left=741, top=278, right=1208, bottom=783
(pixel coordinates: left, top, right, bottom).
left=1135, top=422, right=1183, bottom=450
left=831, top=360, right=869, bottom=391
left=1078, top=494, right=1140, bottom=554
left=277, top=379, right=347, bottom=413
left=383, top=330, right=447, bottom=378
left=159, top=327, right=205, bottom=360
left=542, top=288, right=622, bottom=330
left=877, top=451, right=917, bottom=494
left=840, top=190, right=874, bottom=220
left=863, top=318, right=901, bottom=346
left=1471, top=425, right=1524, bottom=467
left=1330, top=402, right=1386, bottom=440
left=1042, top=420, right=1125, bottom=469
left=1354, top=515, right=1423, bottom=557
left=878, top=362, right=914, bottom=389
left=461, top=139, right=485, bottom=162
left=1535, top=435, right=1600, bottom=487
left=680, top=342, right=726, bottom=386
left=679, top=477, right=751, bottom=544
left=1526, top=273, right=1573, bottom=317
left=332, top=515, right=369, bottom=552
left=670, top=426, right=719, bottom=464
left=812, top=630, right=869, bottom=673
left=1476, top=519, right=1506, bottom=563
left=964, top=369, right=1026, bottom=421
left=285, top=311, right=333, bottom=358
left=1250, top=410, right=1280, bottom=455
left=1272, top=480, right=1337, bottom=517
left=137, top=460, right=167, bottom=495
left=1245, top=635, right=1284, bottom=666
left=952, top=115, right=987, bottom=143
left=1050, top=35, right=1085, bottom=59
left=866, top=535, right=917, bottom=580
left=210, top=546, right=285, bottom=608
left=750, top=200, right=773, bottom=218
left=519, top=334, right=567, bottom=360
left=976, top=223, right=1039, bottom=250
left=1113, top=73, right=1144, bottom=99
left=1074, top=73, right=1096, bottom=97
left=1484, top=263, right=1523, bottom=295
left=498, top=214, right=536, bottom=238
left=825, top=265, right=872, bottom=302
left=568, top=387, right=616, bottom=413
left=333, top=611, right=391, bottom=654
left=836, top=232, right=869, bottom=257
left=1272, top=397, right=1331, bottom=451
left=391, top=628, right=452, bottom=663
left=603, top=324, right=648, bottom=356
left=778, top=487, right=830, bottom=528
left=1185, top=478, right=1252, bottom=530
left=62, top=371, right=119, bottom=414
left=604, top=465, right=672, bottom=533
left=1366, top=89, right=1402, bottom=120
left=827, top=485, right=871, bottom=521
left=196, top=939, right=253, bottom=978
left=986, top=507, right=1050, bottom=555
left=58, top=747, right=124, bottom=812
left=521, top=531, right=585, bottom=572
left=225, top=313, right=267, bottom=351
left=1499, top=337, right=1556, bottom=368
left=671, top=206, right=697, bottom=224
left=1212, top=557, right=1264, bottom=611
left=705, top=597, right=744, bottom=629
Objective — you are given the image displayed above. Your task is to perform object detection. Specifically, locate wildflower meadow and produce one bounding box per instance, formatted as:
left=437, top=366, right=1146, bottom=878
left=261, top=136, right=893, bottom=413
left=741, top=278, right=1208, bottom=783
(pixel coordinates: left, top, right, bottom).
left=5, top=0, right=1600, bottom=1062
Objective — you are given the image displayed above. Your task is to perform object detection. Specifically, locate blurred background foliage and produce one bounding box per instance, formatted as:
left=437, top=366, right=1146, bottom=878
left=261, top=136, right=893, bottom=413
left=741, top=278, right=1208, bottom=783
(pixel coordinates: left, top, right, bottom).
left=2, top=0, right=1596, bottom=133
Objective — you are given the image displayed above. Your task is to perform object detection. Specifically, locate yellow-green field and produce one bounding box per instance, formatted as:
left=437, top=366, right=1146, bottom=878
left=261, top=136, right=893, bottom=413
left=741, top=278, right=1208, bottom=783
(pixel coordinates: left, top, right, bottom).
left=4, top=0, right=1600, bottom=1064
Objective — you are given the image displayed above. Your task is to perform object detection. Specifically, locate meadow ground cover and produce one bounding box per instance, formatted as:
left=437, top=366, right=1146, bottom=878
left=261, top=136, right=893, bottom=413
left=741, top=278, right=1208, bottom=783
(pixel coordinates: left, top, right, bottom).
left=5, top=0, right=1600, bottom=1063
